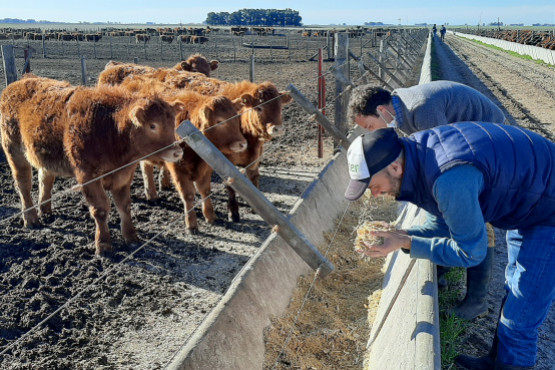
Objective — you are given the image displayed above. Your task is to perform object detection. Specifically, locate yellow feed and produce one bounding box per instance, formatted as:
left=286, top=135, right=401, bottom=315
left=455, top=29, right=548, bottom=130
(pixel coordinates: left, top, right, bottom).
left=354, top=221, right=394, bottom=253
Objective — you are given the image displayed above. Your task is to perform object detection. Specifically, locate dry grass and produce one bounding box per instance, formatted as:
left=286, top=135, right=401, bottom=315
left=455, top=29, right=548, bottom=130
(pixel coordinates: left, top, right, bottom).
left=262, top=194, right=399, bottom=369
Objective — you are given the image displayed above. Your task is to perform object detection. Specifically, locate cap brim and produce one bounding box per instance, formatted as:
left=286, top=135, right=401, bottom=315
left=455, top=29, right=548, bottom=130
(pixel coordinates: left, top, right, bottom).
left=344, top=177, right=371, bottom=201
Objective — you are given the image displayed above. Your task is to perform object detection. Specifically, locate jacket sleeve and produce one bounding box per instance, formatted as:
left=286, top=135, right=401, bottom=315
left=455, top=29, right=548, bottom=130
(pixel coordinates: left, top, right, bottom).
left=408, top=165, right=489, bottom=267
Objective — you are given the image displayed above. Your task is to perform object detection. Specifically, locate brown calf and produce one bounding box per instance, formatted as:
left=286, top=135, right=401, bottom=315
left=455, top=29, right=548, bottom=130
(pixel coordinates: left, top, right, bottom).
left=0, top=75, right=183, bottom=255
left=97, top=65, right=292, bottom=222
left=173, top=53, right=219, bottom=77
left=118, top=78, right=248, bottom=232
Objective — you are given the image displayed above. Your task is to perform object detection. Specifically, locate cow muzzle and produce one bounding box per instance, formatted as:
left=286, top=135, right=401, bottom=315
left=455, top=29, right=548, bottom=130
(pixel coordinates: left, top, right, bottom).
left=266, top=124, right=285, bottom=137
left=160, top=144, right=183, bottom=162
left=229, top=140, right=248, bottom=153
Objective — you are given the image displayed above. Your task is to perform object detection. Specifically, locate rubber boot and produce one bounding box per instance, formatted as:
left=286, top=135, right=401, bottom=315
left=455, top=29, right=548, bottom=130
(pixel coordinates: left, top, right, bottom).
left=437, top=265, right=450, bottom=289
left=455, top=291, right=506, bottom=369
left=453, top=247, right=494, bottom=320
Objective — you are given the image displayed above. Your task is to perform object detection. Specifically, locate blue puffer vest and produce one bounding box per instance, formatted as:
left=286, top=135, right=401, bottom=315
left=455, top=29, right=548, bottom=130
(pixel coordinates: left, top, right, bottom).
left=397, top=122, right=555, bottom=229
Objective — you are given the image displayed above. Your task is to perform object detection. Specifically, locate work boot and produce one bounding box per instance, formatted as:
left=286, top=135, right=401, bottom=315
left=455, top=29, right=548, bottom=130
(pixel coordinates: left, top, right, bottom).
left=452, top=247, right=494, bottom=320
left=455, top=353, right=495, bottom=369
left=437, top=264, right=450, bottom=289
left=494, top=362, right=534, bottom=370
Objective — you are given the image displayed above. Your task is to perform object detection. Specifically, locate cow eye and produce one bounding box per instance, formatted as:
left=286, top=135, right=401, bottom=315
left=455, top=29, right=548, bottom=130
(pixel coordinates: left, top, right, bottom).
left=150, top=123, right=157, bottom=130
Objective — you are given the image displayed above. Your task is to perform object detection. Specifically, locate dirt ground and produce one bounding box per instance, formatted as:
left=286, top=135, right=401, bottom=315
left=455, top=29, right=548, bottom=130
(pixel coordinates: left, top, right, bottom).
left=0, top=30, right=384, bottom=369
left=0, top=30, right=553, bottom=369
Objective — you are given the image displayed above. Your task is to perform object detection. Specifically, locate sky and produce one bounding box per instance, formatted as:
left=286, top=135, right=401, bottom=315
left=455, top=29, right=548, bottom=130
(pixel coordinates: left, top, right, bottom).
left=2, top=0, right=554, bottom=26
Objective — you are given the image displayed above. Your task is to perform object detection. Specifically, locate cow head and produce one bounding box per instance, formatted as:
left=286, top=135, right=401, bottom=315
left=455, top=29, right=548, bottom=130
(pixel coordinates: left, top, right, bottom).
left=193, top=95, right=247, bottom=155
left=239, top=82, right=292, bottom=140
left=179, top=54, right=219, bottom=77
left=129, top=98, right=184, bottom=163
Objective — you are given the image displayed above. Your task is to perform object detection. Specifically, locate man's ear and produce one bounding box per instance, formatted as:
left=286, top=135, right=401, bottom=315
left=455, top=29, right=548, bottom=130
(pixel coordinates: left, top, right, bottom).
left=388, top=160, right=403, bottom=178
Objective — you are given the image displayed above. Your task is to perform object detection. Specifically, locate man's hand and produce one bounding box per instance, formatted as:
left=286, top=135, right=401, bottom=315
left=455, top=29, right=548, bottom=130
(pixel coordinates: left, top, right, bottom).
left=359, top=229, right=411, bottom=258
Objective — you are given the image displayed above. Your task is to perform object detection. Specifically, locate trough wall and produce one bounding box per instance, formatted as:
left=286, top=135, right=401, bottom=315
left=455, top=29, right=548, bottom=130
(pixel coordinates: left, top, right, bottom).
left=451, top=31, right=555, bottom=65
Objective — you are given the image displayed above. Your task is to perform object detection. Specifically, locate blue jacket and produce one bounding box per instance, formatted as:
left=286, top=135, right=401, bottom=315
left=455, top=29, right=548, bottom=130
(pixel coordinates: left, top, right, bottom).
left=398, top=122, right=555, bottom=229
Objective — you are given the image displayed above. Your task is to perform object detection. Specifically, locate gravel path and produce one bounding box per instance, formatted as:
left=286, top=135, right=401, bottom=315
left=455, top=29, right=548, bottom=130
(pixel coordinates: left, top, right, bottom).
left=434, top=34, right=555, bottom=369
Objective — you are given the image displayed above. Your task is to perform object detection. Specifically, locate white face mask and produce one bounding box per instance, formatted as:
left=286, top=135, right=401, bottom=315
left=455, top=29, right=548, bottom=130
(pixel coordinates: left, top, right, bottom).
left=378, top=107, right=397, bottom=128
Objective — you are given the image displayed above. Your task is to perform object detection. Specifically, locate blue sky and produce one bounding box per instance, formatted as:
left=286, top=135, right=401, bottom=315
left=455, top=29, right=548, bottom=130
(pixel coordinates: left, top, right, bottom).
left=2, top=0, right=554, bottom=26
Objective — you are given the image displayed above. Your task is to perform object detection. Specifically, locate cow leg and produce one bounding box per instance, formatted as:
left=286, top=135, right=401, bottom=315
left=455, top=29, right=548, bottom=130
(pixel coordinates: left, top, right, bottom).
left=226, top=185, right=240, bottom=222
left=246, top=166, right=260, bottom=189
left=140, top=161, right=158, bottom=201
left=111, top=183, right=139, bottom=245
left=195, top=165, right=216, bottom=224
left=81, top=182, right=112, bottom=255
left=38, top=168, right=56, bottom=216
left=167, top=164, right=199, bottom=233
left=3, top=143, right=40, bottom=227
left=158, top=164, right=172, bottom=191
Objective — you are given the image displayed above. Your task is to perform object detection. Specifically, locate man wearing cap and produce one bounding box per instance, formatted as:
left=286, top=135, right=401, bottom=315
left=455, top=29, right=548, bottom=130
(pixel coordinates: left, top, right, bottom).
left=348, top=80, right=506, bottom=321
left=345, top=123, right=555, bottom=370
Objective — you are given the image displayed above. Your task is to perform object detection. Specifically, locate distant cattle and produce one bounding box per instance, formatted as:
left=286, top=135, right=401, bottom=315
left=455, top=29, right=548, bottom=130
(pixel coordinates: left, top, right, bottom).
left=0, top=75, right=183, bottom=255
left=174, top=54, right=219, bottom=76
left=85, top=33, right=102, bottom=42
left=160, top=34, right=175, bottom=44
left=135, top=33, right=150, bottom=44
left=190, top=35, right=208, bottom=44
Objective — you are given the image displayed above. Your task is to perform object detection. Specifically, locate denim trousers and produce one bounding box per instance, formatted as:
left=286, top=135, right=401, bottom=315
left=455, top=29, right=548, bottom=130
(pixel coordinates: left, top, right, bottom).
left=497, top=226, right=555, bottom=366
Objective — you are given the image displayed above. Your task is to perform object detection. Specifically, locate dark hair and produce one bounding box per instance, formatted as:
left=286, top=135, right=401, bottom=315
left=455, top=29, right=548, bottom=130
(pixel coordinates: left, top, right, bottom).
left=347, top=85, right=392, bottom=121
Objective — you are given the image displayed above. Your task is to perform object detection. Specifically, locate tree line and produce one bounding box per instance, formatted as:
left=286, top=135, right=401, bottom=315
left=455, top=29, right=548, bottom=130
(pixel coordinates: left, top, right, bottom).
left=205, top=9, right=302, bottom=27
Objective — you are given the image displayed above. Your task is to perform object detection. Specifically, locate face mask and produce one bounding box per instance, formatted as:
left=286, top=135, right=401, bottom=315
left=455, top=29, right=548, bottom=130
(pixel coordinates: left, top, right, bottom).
left=378, top=108, right=397, bottom=128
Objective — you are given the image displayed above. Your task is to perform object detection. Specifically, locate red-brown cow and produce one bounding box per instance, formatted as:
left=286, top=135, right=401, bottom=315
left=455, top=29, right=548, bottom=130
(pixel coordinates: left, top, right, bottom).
left=97, top=65, right=292, bottom=222
left=173, top=53, right=219, bottom=77
left=118, top=78, right=249, bottom=232
left=0, top=75, right=183, bottom=255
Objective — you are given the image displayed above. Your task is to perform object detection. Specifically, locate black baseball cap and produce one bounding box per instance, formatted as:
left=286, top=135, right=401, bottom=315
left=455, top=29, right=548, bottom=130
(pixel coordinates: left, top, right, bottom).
left=344, top=128, right=403, bottom=201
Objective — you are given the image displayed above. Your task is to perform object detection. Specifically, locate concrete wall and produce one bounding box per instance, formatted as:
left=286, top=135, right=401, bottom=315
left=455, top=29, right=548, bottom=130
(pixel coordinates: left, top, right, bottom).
left=365, top=33, right=441, bottom=370
left=451, top=31, right=555, bottom=65
left=167, top=151, right=353, bottom=369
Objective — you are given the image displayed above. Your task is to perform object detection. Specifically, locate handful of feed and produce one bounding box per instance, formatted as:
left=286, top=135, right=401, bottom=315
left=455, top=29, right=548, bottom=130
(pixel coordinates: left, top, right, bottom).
left=354, top=221, right=395, bottom=253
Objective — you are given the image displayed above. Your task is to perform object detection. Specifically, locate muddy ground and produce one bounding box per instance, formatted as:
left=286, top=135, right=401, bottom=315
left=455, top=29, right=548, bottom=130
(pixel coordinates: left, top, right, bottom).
left=0, top=30, right=388, bottom=369
left=0, top=30, right=554, bottom=369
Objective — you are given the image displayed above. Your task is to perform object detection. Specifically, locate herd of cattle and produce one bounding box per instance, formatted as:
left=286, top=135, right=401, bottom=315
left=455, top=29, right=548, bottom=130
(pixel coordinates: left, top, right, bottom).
left=453, top=29, right=555, bottom=50
left=0, top=53, right=292, bottom=255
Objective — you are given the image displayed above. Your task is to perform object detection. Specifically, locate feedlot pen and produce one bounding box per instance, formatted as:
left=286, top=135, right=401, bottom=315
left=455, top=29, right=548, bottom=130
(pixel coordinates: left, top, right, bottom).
left=0, top=27, right=426, bottom=368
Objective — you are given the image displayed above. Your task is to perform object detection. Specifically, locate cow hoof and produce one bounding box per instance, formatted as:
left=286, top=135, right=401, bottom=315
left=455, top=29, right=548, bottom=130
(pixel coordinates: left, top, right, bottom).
left=228, top=212, right=241, bottom=222
left=95, top=244, right=113, bottom=256
left=187, top=227, right=199, bottom=235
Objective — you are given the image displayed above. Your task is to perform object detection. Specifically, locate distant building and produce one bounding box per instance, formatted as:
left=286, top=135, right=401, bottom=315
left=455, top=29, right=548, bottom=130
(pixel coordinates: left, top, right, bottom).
left=488, top=21, right=503, bottom=26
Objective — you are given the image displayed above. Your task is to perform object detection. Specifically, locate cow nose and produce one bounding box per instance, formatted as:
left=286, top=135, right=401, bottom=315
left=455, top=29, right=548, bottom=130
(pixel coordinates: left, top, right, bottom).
left=267, top=124, right=285, bottom=137
left=230, top=140, right=248, bottom=153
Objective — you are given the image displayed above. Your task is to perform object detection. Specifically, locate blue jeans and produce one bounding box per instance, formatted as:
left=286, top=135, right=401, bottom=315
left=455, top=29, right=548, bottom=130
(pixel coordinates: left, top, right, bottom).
left=497, top=227, right=555, bottom=366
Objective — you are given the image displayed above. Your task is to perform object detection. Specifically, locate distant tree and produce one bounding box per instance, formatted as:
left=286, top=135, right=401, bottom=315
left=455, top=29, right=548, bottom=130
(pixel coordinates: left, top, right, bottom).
left=205, top=8, right=302, bottom=26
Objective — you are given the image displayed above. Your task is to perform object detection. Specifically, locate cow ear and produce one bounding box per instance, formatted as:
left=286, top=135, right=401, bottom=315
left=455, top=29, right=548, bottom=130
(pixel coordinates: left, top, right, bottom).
left=180, top=61, right=193, bottom=72
left=279, top=91, right=292, bottom=105
left=170, top=100, right=186, bottom=116
left=129, top=105, right=145, bottom=128
left=231, top=97, right=245, bottom=111
left=239, top=93, right=256, bottom=108
left=209, top=60, right=219, bottom=71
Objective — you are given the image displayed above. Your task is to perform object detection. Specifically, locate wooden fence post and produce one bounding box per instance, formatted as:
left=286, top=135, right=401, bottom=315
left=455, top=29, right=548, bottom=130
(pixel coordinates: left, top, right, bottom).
left=176, top=120, right=334, bottom=277
left=1, top=45, right=18, bottom=86
left=334, top=32, right=350, bottom=148
left=249, top=54, right=255, bottom=82
left=80, top=56, right=87, bottom=86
